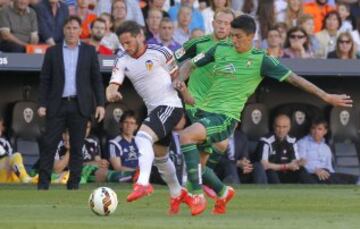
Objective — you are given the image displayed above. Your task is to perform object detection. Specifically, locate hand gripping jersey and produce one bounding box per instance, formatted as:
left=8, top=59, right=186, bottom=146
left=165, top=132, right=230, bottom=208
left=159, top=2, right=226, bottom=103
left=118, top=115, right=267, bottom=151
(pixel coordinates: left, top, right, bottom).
left=110, top=44, right=182, bottom=113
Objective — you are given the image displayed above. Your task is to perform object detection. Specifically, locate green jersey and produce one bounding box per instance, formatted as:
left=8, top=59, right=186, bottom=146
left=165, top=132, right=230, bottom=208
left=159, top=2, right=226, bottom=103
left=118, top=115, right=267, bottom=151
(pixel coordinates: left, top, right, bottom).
left=175, top=35, right=232, bottom=109
left=192, top=44, right=292, bottom=121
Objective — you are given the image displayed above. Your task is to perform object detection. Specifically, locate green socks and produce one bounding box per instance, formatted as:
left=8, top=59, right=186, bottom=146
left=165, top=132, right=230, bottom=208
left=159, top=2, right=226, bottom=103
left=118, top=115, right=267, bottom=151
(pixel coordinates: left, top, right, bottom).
left=181, top=144, right=202, bottom=194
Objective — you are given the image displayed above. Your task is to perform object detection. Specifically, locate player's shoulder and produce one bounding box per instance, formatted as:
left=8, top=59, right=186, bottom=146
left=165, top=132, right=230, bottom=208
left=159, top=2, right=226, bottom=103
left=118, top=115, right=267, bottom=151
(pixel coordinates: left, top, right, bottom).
left=115, top=49, right=128, bottom=59
left=147, top=44, right=173, bottom=60
left=184, top=34, right=213, bottom=48
left=251, top=48, right=266, bottom=56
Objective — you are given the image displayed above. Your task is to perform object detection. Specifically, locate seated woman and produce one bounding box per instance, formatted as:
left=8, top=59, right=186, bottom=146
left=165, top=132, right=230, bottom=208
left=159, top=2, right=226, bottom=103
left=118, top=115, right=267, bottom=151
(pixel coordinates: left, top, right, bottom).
left=282, top=26, right=314, bottom=59
left=327, top=32, right=360, bottom=59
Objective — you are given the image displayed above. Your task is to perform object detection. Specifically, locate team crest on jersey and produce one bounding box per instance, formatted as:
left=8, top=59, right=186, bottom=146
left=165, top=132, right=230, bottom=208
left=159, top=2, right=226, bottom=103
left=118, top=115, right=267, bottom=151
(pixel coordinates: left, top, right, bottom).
left=145, top=60, right=154, bottom=71
left=246, top=59, right=253, bottom=67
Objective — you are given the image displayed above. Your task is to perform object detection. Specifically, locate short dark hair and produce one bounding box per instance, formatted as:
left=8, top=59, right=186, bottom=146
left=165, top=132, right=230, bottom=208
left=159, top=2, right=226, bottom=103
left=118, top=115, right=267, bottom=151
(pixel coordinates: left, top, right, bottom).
left=63, top=15, right=82, bottom=28
left=311, top=117, right=328, bottom=129
left=322, top=11, right=342, bottom=30
left=116, top=20, right=142, bottom=37
left=120, top=110, right=137, bottom=123
left=90, top=18, right=106, bottom=29
left=231, top=15, right=256, bottom=34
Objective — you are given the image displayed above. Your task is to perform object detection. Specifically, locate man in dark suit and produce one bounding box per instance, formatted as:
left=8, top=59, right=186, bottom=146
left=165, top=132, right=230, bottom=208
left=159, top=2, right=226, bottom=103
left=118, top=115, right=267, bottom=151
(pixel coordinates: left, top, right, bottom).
left=37, top=16, right=105, bottom=190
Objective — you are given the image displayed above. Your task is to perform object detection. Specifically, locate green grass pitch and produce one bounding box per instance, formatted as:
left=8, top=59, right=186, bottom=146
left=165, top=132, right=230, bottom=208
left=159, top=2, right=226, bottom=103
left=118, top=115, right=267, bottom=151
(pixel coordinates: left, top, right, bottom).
left=0, top=184, right=360, bottom=229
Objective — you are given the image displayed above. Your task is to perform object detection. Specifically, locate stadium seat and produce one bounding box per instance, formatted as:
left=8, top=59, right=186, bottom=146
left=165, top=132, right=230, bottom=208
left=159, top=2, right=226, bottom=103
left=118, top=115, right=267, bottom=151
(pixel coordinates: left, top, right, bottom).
left=101, top=102, right=128, bottom=158
left=272, top=103, right=322, bottom=139
left=11, top=101, right=43, bottom=171
left=240, top=103, right=269, bottom=155
left=329, top=107, right=360, bottom=176
left=25, top=44, right=49, bottom=54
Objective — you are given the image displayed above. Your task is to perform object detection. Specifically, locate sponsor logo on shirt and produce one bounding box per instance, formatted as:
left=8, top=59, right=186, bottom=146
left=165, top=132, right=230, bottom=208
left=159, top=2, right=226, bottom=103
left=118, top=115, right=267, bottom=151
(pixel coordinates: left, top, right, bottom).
left=174, top=47, right=185, bottom=59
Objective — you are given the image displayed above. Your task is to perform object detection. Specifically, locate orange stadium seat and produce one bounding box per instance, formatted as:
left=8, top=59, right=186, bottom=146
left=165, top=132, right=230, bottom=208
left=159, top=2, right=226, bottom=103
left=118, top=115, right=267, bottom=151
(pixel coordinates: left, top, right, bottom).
left=26, top=44, right=49, bottom=54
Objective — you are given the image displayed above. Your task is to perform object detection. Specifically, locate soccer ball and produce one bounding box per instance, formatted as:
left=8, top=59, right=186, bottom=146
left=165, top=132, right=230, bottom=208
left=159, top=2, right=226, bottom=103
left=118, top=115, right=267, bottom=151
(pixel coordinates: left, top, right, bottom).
left=89, top=187, right=118, bottom=216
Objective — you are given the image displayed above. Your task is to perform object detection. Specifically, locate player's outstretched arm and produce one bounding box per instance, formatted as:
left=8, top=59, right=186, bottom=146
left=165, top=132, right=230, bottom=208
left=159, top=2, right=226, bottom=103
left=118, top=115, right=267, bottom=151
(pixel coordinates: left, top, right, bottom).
left=106, top=83, right=123, bottom=102
left=178, top=59, right=193, bottom=81
left=285, top=73, right=353, bottom=107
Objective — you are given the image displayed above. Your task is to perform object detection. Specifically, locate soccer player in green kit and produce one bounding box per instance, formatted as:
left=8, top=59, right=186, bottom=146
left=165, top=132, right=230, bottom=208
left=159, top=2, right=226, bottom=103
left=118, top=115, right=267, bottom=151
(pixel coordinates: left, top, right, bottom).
left=174, top=8, right=236, bottom=216
left=175, top=14, right=353, bottom=216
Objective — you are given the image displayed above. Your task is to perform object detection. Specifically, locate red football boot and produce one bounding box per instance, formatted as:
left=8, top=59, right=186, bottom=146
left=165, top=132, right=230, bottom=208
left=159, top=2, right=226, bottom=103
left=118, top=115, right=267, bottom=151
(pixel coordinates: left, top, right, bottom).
left=126, top=183, right=153, bottom=202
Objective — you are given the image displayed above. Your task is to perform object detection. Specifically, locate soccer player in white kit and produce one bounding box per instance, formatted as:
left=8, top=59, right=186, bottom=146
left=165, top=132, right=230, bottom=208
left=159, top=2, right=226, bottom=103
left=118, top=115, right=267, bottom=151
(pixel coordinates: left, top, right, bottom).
left=106, top=21, right=189, bottom=215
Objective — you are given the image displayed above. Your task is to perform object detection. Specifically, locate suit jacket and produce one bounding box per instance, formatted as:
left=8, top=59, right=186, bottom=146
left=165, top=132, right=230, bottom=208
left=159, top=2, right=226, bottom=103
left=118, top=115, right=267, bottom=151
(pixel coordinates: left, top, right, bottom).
left=39, top=42, right=105, bottom=118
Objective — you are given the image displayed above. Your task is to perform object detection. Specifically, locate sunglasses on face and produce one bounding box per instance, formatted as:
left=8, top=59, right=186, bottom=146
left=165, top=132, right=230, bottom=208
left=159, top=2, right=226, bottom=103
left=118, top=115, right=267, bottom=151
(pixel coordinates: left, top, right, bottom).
left=339, top=39, right=351, bottom=44
left=289, top=34, right=305, bottom=39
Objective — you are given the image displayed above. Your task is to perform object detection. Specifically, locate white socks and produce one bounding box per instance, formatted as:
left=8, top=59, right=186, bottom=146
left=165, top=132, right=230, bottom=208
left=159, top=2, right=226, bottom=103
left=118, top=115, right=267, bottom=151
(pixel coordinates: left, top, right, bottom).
left=154, top=154, right=182, bottom=198
left=135, top=131, right=155, bottom=186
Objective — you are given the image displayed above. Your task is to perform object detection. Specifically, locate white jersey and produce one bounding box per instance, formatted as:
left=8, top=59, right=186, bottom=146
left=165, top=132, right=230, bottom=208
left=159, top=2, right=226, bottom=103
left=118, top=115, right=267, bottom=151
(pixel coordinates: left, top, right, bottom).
left=110, top=44, right=182, bottom=113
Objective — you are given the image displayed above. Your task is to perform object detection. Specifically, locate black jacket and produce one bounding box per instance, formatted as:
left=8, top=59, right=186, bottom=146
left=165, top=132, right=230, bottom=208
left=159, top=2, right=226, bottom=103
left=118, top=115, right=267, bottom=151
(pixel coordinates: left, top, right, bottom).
left=39, top=42, right=105, bottom=118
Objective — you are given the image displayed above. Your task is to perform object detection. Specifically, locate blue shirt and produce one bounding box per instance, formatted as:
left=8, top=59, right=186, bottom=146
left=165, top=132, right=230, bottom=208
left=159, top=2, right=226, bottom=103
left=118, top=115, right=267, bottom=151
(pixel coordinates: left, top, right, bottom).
left=297, top=135, right=335, bottom=173
left=168, top=3, right=205, bottom=32
left=147, top=37, right=181, bottom=53
left=108, top=136, right=139, bottom=169
left=34, top=0, right=69, bottom=43
left=62, top=41, right=79, bottom=97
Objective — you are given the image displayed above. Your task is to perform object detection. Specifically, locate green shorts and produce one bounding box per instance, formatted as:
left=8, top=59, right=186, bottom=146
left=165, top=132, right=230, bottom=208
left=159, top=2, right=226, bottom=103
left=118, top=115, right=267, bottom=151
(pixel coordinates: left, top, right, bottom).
left=186, top=108, right=237, bottom=153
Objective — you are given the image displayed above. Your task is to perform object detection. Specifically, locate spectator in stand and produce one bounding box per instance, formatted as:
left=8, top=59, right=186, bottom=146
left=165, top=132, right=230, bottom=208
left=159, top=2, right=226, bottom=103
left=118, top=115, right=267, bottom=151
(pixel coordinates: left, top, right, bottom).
left=145, top=8, right=162, bottom=40
left=315, top=11, right=341, bottom=58
left=255, top=0, right=276, bottom=48
left=258, top=114, right=315, bottom=184
left=284, top=0, right=303, bottom=28
left=147, top=17, right=181, bottom=52
left=112, top=0, right=127, bottom=33
left=124, top=0, right=146, bottom=26
left=34, top=0, right=69, bottom=45
left=327, top=31, right=360, bottom=59
left=87, top=18, right=113, bottom=55
left=74, top=0, right=97, bottom=40
left=303, top=0, right=335, bottom=33
left=99, top=12, right=121, bottom=52
left=273, top=22, right=288, bottom=47
left=201, top=0, right=232, bottom=35
left=173, top=5, right=192, bottom=45
left=0, top=0, right=10, bottom=8
left=299, top=14, right=321, bottom=56
left=108, top=111, right=139, bottom=177
left=350, top=0, right=360, bottom=28
left=64, top=0, right=76, bottom=15
left=142, top=0, right=169, bottom=20
left=240, top=0, right=258, bottom=17
left=337, top=2, right=353, bottom=32
left=274, top=0, right=288, bottom=23
left=297, top=118, right=360, bottom=184
left=352, top=18, right=360, bottom=52
left=283, top=26, right=314, bottom=58
left=0, top=0, right=39, bottom=52
left=168, top=0, right=205, bottom=32
left=266, top=27, right=284, bottom=58
left=190, top=28, right=205, bottom=39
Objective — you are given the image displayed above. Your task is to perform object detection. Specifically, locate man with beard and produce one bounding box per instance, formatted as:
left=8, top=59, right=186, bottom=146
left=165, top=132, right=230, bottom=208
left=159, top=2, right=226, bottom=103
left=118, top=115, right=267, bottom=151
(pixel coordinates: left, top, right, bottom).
left=88, top=18, right=113, bottom=55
